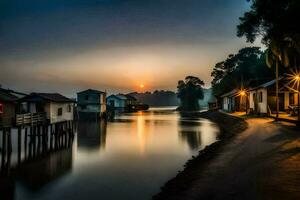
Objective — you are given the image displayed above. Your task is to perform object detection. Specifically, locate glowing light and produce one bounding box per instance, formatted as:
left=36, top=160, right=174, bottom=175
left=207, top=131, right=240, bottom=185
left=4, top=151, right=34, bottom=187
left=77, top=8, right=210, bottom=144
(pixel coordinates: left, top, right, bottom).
left=286, top=69, right=300, bottom=91
left=139, top=84, right=145, bottom=89
left=239, top=90, right=246, bottom=96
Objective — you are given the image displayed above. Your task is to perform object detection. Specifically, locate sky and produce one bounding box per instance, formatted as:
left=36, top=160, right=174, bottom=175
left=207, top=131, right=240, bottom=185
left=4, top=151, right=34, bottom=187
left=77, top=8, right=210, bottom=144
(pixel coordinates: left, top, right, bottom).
left=0, top=0, right=261, bottom=96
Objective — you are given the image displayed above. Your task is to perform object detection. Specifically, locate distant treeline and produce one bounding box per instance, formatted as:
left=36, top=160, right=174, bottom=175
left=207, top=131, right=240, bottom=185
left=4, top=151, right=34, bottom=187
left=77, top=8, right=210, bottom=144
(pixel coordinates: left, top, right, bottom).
left=129, top=88, right=213, bottom=108
left=128, top=90, right=179, bottom=107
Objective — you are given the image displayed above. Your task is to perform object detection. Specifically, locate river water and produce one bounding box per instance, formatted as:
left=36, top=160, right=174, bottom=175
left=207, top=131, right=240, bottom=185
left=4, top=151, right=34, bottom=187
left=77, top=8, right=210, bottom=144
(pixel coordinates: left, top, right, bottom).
left=0, top=107, right=220, bottom=200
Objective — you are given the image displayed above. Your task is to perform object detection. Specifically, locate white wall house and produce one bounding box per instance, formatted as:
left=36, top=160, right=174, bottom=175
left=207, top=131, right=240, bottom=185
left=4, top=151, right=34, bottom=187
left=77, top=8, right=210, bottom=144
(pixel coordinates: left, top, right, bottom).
left=19, top=93, right=74, bottom=124
left=249, top=79, right=299, bottom=115
left=249, top=88, right=268, bottom=114
left=220, top=89, right=238, bottom=112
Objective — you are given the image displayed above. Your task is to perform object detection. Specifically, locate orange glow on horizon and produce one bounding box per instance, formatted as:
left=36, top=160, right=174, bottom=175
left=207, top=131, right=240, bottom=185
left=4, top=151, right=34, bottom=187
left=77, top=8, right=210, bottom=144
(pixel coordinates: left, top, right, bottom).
left=139, top=84, right=145, bottom=89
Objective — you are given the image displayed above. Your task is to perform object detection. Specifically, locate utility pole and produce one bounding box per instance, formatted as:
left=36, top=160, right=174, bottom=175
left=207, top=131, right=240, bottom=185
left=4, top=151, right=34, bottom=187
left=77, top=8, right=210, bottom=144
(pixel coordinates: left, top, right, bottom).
left=276, top=58, right=279, bottom=119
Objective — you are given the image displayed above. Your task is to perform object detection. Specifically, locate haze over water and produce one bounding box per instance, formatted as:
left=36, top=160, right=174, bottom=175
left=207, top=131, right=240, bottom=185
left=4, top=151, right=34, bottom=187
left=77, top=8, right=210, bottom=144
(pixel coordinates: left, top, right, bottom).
left=4, top=108, right=220, bottom=200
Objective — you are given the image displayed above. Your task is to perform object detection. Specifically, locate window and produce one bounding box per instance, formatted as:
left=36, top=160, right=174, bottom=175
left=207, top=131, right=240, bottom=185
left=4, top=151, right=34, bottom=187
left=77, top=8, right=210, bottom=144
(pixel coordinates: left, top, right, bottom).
left=258, top=92, right=263, bottom=103
left=57, top=107, right=63, bottom=116
left=0, top=103, right=3, bottom=114
left=85, top=95, right=89, bottom=100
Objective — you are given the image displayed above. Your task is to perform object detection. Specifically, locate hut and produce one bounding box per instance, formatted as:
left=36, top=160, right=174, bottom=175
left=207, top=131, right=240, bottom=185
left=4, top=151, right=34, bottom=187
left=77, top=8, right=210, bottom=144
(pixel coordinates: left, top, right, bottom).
left=77, top=89, right=107, bottom=118
left=18, top=93, right=74, bottom=125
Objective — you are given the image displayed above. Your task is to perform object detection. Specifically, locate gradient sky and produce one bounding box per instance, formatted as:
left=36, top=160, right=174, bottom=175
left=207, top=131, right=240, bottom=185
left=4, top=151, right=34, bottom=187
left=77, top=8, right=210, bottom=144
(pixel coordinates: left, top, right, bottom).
left=0, top=0, right=261, bottom=96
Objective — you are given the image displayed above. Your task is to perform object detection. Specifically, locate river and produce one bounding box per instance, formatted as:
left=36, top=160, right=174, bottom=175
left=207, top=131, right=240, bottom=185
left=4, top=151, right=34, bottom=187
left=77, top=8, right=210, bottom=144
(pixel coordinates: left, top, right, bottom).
left=0, top=107, right=220, bottom=200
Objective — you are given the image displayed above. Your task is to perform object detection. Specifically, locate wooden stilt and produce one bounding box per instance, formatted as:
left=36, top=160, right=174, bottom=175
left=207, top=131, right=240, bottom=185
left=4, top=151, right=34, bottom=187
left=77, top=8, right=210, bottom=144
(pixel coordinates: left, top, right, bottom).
left=17, top=127, right=22, bottom=166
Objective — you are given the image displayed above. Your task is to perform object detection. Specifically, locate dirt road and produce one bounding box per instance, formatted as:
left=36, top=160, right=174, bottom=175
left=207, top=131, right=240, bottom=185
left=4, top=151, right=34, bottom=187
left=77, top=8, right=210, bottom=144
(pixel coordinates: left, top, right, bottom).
left=158, top=118, right=300, bottom=200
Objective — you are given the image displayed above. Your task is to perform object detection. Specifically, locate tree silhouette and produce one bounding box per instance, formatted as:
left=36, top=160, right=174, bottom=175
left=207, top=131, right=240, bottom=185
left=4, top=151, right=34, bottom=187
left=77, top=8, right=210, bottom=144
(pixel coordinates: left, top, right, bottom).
left=237, top=0, right=300, bottom=68
left=177, top=76, right=204, bottom=111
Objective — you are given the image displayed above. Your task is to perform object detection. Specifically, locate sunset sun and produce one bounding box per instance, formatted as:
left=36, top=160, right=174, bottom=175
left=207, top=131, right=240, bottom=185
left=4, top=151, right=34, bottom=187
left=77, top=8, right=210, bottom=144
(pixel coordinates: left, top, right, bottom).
left=139, top=84, right=145, bottom=89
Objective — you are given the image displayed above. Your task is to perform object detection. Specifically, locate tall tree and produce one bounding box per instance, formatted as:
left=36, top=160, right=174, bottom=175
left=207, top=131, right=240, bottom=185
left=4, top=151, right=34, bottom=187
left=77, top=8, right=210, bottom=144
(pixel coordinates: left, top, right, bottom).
left=211, top=47, right=273, bottom=96
left=237, top=0, right=300, bottom=68
left=177, top=76, right=204, bottom=111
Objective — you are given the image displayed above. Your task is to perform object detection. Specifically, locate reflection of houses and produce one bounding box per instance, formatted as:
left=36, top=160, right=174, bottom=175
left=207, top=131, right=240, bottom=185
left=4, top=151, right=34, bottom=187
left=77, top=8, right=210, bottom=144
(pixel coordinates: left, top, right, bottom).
left=19, top=148, right=73, bottom=190
left=77, top=89, right=107, bottom=118
left=77, top=120, right=107, bottom=150
left=220, top=89, right=247, bottom=112
left=18, top=93, right=74, bottom=124
left=249, top=79, right=299, bottom=115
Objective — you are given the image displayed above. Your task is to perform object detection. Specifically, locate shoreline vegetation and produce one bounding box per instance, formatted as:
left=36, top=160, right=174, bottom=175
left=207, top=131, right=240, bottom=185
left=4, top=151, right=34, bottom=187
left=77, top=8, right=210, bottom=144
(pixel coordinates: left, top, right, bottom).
left=153, top=110, right=248, bottom=200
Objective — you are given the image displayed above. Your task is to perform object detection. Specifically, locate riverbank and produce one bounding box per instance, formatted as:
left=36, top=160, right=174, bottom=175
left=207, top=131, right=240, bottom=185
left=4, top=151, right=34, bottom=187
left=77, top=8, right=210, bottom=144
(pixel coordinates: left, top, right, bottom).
left=153, top=110, right=248, bottom=200
left=154, top=111, right=300, bottom=200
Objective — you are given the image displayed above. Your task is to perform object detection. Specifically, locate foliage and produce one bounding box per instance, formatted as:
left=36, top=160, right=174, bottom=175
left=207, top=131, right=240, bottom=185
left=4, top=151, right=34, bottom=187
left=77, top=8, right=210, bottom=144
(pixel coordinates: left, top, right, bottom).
left=128, top=90, right=179, bottom=106
left=237, top=0, right=300, bottom=68
left=211, top=47, right=275, bottom=96
left=177, top=76, right=204, bottom=111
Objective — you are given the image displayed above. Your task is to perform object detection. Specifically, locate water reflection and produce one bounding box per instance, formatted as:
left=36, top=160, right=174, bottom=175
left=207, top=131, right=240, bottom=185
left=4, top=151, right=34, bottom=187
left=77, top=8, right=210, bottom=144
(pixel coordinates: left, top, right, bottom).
left=77, top=120, right=107, bottom=151
left=0, top=108, right=220, bottom=200
left=178, top=117, right=220, bottom=151
left=0, top=123, right=74, bottom=200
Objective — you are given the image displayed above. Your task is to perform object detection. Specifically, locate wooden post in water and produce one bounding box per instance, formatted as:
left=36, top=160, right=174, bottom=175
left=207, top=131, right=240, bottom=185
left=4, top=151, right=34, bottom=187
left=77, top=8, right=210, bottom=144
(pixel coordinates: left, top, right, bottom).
left=37, top=125, right=41, bottom=155
left=17, top=127, right=22, bottom=167
left=50, top=124, right=53, bottom=150
left=7, top=128, right=12, bottom=172
left=33, top=126, right=36, bottom=158
left=24, top=127, right=28, bottom=159
left=28, top=127, right=33, bottom=159
left=1, top=129, right=6, bottom=169
left=7, top=128, right=12, bottom=155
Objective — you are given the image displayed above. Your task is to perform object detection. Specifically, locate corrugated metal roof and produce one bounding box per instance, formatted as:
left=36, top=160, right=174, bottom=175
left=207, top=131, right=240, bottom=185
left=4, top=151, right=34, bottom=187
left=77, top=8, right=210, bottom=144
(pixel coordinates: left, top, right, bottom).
left=220, top=89, right=239, bottom=98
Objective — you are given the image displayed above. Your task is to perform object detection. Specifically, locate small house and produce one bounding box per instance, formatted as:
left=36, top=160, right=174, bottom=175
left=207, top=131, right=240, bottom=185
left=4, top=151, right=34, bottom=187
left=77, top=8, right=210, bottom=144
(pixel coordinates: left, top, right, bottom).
left=249, top=79, right=299, bottom=115
left=77, top=89, right=106, bottom=118
left=106, top=94, right=127, bottom=113
left=220, top=89, right=247, bottom=113
left=0, top=88, right=19, bottom=128
left=18, top=93, right=74, bottom=124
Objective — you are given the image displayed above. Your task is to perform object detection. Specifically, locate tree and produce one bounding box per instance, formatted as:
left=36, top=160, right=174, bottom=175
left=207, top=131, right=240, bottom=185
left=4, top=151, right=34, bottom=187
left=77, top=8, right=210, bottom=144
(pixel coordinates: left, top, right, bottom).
left=237, top=0, right=300, bottom=68
left=211, top=47, right=273, bottom=96
left=177, top=76, right=204, bottom=111
left=237, top=0, right=300, bottom=118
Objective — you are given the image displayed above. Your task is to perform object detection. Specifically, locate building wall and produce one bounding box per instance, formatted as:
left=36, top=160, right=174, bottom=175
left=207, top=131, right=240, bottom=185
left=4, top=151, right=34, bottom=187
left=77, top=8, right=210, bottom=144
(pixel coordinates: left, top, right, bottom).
left=77, top=91, right=106, bottom=113
left=249, top=89, right=268, bottom=114
left=0, top=102, right=15, bottom=127
left=284, top=92, right=289, bottom=110
left=222, top=97, right=229, bottom=111
left=107, top=96, right=126, bottom=108
left=49, top=102, right=74, bottom=124
left=295, top=93, right=299, bottom=105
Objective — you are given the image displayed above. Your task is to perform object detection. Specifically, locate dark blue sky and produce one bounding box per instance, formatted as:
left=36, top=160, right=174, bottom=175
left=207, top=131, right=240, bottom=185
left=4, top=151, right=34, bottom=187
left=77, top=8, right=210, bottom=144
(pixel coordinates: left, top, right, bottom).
left=0, top=0, right=258, bottom=95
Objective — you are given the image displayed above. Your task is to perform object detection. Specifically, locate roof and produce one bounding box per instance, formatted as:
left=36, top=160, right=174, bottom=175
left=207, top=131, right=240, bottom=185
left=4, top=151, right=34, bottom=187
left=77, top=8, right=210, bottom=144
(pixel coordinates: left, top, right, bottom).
left=77, top=89, right=106, bottom=94
left=116, top=94, right=128, bottom=100
left=107, top=94, right=125, bottom=101
left=250, top=77, right=283, bottom=91
left=0, top=89, right=19, bottom=102
left=220, top=89, right=239, bottom=98
left=20, top=93, right=74, bottom=103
